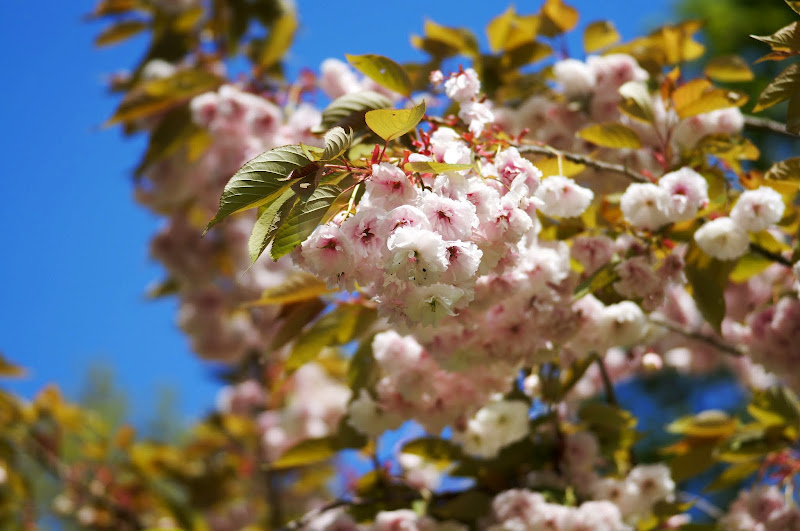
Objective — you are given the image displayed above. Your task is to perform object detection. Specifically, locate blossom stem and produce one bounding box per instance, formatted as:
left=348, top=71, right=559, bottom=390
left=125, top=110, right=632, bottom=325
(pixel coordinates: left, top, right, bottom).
left=593, top=354, right=618, bottom=406
left=649, top=318, right=744, bottom=357
left=516, top=144, right=650, bottom=183
left=743, top=115, right=800, bottom=138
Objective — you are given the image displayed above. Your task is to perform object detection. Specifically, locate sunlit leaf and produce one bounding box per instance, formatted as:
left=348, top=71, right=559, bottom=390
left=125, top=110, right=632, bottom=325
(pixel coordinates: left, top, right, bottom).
left=704, top=55, right=754, bottom=83
left=411, top=20, right=480, bottom=59
left=667, top=410, right=737, bottom=438
left=271, top=437, right=337, bottom=469
left=752, top=21, right=800, bottom=52
left=322, top=127, right=353, bottom=161
left=286, top=304, right=375, bottom=372
left=346, top=54, right=412, bottom=97
left=95, top=20, right=148, bottom=47
left=705, top=461, right=760, bottom=492
left=618, top=81, right=654, bottom=123
left=259, top=8, right=297, bottom=68
left=244, top=272, right=332, bottom=307
left=539, top=0, right=579, bottom=38
left=365, top=100, right=426, bottom=142
left=748, top=386, right=800, bottom=428
left=684, top=241, right=736, bottom=333
left=753, top=63, right=800, bottom=113
left=404, top=161, right=473, bottom=173
left=0, top=353, right=25, bottom=378
left=247, top=189, right=296, bottom=264
left=270, top=185, right=343, bottom=259
left=577, top=122, right=642, bottom=149
left=206, top=145, right=311, bottom=231
left=583, top=20, right=620, bottom=53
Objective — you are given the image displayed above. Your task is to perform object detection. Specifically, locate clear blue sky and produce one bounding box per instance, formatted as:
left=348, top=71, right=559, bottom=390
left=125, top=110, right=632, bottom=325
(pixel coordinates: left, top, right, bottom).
left=0, top=0, right=675, bottom=427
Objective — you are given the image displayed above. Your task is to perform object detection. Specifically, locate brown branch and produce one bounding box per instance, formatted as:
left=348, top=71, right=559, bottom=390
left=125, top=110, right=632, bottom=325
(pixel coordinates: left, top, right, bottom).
left=744, top=115, right=799, bottom=139
left=750, top=242, right=794, bottom=268
left=593, top=354, right=619, bottom=406
left=516, top=144, right=650, bottom=183
left=649, top=318, right=744, bottom=357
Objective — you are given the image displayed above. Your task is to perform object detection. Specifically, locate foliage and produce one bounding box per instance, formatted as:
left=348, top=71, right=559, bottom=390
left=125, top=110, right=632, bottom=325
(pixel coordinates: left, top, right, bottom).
left=6, top=0, right=800, bottom=529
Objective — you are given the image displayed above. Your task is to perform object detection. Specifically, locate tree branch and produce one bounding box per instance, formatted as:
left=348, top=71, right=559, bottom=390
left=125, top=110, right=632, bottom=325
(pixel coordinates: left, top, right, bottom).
left=744, top=115, right=799, bottom=139
left=750, top=242, right=794, bottom=268
left=516, top=144, right=650, bottom=183
left=593, top=354, right=619, bottom=406
left=649, top=318, right=744, bottom=357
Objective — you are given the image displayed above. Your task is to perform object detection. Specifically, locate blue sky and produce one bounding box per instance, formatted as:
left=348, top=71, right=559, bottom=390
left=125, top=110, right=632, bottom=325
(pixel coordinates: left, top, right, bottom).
left=0, top=0, right=674, bottom=426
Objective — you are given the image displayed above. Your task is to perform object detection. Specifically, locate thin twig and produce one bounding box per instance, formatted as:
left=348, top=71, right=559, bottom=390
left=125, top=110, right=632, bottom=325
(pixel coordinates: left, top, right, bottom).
left=593, top=354, right=619, bottom=406
left=750, top=242, right=794, bottom=268
left=650, top=317, right=744, bottom=357
left=678, top=491, right=724, bottom=519
left=516, top=144, right=650, bottom=183
left=744, top=115, right=799, bottom=139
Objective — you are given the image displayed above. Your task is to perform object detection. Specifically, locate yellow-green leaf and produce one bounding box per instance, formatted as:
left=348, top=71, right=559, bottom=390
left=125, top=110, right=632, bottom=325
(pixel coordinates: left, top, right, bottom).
left=766, top=156, right=800, bottom=182
left=486, top=7, right=540, bottom=52
left=248, top=190, right=295, bottom=264
left=259, top=9, right=297, bottom=68
left=404, top=161, right=473, bottom=173
left=245, top=272, right=332, bottom=307
left=676, top=88, right=748, bottom=119
left=618, top=81, right=654, bottom=123
left=788, top=1, right=800, bottom=15
left=346, top=54, right=412, bottom=97
left=704, top=55, right=754, bottom=83
left=270, top=185, right=343, bottom=259
left=705, top=461, right=760, bottom=492
left=667, top=410, right=737, bottom=438
left=271, top=437, right=337, bottom=469
left=577, top=122, right=642, bottom=149
left=322, top=127, right=353, bottom=161
left=754, top=62, right=800, bottom=113
left=540, top=0, right=579, bottom=37
left=752, top=21, right=800, bottom=52
left=583, top=21, right=620, bottom=53
left=95, top=20, right=148, bottom=47
left=0, top=353, right=25, bottom=378
left=286, top=304, right=375, bottom=372
left=365, top=100, right=426, bottom=142
left=108, top=69, right=222, bottom=125
left=684, top=240, right=736, bottom=333
left=206, top=145, right=311, bottom=231
left=411, top=20, right=480, bottom=59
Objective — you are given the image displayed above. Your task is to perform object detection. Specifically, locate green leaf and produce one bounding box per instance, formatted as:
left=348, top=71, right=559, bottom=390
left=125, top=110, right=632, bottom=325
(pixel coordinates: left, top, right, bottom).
left=684, top=241, right=736, bottom=334
left=270, top=299, right=326, bottom=351
left=348, top=334, right=380, bottom=394
left=573, top=260, right=620, bottom=300
left=206, top=145, right=311, bottom=231
left=271, top=437, right=337, bottom=469
left=258, top=8, right=297, bottom=68
left=748, top=386, right=800, bottom=428
left=134, top=105, right=210, bottom=176
left=669, top=442, right=716, bottom=482
left=765, top=156, right=800, bottom=181
left=247, top=188, right=296, bottom=264
left=577, top=122, right=642, bottom=149
left=315, top=90, right=394, bottom=133
left=504, top=40, right=552, bottom=69
left=108, top=69, right=222, bottom=125
left=579, top=402, right=637, bottom=430
left=411, top=20, right=480, bottom=59
left=618, top=81, right=654, bottom=123
left=403, top=161, right=473, bottom=173
left=667, top=410, right=737, bottom=438
left=95, top=20, right=148, bottom=47
left=705, top=461, right=760, bottom=492
left=540, top=0, right=579, bottom=37
left=322, top=127, right=353, bottom=161
left=244, top=272, right=332, bottom=307
left=753, top=62, right=800, bottom=113
left=752, top=21, right=800, bottom=52
left=401, top=437, right=465, bottom=465
left=365, top=100, right=426, bottom=142
left=486, top=7, right=540, bottom=53
left=583, top=20, right=620, bottom=53
left=0, top=353, right=25, bottom=378
left=346, top=54, right=412, bottom=97
left=704, top=55, right=754, bottom=83
left=430, top=490, right=492, bottom=522
left=286, top=304, right=374, bottom=372
left=270, top=184, right=343, bottom=259
left=717, top=428, right=787, bottom=462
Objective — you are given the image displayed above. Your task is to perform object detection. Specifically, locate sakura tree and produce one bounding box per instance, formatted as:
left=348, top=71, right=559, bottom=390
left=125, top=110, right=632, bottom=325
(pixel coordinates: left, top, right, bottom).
left=3, top=0, right=800, bottom=529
